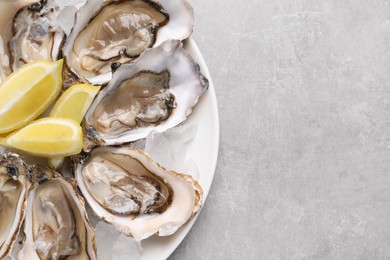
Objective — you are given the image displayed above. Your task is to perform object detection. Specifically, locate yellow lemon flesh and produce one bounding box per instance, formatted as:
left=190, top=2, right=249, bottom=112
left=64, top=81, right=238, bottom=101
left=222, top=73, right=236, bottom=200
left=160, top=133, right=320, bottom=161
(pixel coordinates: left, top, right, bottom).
left=1, top=118, right=82, bottom=157
left=50, top=83, right=101, bottom=123
left=48, top=83, right=100, bottom=169
left=0, top=60, right=63, bottom=134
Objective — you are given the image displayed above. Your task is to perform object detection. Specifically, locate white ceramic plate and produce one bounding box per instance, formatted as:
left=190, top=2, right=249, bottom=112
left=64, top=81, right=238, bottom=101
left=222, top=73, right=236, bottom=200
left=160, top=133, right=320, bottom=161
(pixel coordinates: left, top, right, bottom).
left=139, top=38, right=219, bottom=260
left=0, top=38, right=219, bottom=259
left=0, top=2, right=219, bottom=255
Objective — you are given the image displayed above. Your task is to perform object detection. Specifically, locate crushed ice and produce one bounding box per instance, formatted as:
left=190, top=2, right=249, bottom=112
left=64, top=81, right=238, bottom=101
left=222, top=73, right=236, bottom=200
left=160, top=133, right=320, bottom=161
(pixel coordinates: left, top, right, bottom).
left=145, top=122, right=200, bottom=180
left=95, top=222, right=142, bottom=260
left=86, top=205, right=142, bottom=260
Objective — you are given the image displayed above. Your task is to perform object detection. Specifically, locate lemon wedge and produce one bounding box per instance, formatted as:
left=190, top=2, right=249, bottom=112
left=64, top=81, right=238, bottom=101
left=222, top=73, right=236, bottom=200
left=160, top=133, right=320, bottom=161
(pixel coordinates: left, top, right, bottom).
left=0, top=60, right=63, bottom=134
left=48, top=83, right=100, bottom=169
left=50, top=83, right=101, bottom=123
left=1, top=118, right=82, bottom=157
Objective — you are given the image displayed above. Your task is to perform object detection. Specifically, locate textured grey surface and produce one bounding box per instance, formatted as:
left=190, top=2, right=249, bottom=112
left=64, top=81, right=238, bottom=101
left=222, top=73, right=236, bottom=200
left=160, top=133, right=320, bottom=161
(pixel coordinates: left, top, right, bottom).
left=170, top=0, right=390, bottom=259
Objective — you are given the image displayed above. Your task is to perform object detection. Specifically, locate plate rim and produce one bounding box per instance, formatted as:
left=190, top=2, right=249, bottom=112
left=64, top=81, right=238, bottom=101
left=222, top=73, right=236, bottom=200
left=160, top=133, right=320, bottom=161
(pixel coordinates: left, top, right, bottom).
left=140, top=37, right=220, bottom=260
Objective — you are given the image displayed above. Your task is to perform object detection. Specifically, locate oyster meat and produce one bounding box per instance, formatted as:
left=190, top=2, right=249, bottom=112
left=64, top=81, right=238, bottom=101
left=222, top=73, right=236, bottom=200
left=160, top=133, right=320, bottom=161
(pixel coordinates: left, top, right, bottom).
left=9, top=0, right=66, bottom=71
left=19, top=165, right=97, bottom=260
left=74, top=146, right=203, bottom=241
left=83, top=39, right=208, bottom=150
left=0, top=153, right=29, bottom=259
left=0, top=0, right=38, bottom=82
left=63, top=0, right=194, bottom=85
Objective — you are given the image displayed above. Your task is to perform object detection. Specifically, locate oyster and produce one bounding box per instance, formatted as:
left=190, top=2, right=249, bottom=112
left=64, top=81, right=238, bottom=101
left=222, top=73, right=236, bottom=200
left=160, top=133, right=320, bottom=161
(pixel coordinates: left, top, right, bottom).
left=83, top=40, right=208, bottom=150
left=74, top=146, right=203, bottom=241
left=8, top=0, right=66, bottom=71
left=0, top=0, right=65, bottom=82
left=62, top=0, right=194, bottom=85
left=0, top=153, right=29, bottom=259
left=19, top=165, right=97, bottom=260
left=0, top=0, right=38, bottom=82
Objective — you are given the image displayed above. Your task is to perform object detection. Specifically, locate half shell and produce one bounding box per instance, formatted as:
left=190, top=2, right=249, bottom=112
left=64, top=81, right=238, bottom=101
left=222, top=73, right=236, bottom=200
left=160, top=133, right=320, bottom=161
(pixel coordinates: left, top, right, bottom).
left=0, top=153, right=29, bottom=259
left=62, top=0, right=194, bottom=85
left=0, top=0, right=38, bottom=82
left=74, top=146, right=203, bottom=241
left=9, top=0, right=66, bottom=71
left=18, top=165, right=97, bottom=260
left=0, top=0, right=65, bottom=82
left=83, top=39, right=208, bottom=150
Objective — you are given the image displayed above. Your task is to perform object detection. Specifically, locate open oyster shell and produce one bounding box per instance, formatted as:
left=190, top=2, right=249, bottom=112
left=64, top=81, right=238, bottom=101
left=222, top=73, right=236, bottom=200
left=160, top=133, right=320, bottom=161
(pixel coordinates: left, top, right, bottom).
left=83, top=39, right=208, bottom=150
left=0, top=0, right=36, bottom=82
left=0, top=0, right=65, bottom=82
left=0, top=153, right=29, bottom=259
left=18, top=165, right=97, bottom=260
left=74, top=146, right=203, bottom=241
left=9, top=0, right=65, bottom=71
left=62, top=0, right=194, bottom=86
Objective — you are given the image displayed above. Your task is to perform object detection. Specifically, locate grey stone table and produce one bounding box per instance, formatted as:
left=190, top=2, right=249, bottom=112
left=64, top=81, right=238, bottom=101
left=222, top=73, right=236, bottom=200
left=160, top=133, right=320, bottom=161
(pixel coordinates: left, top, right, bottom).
left=171, top=0, right=390, bottom=259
